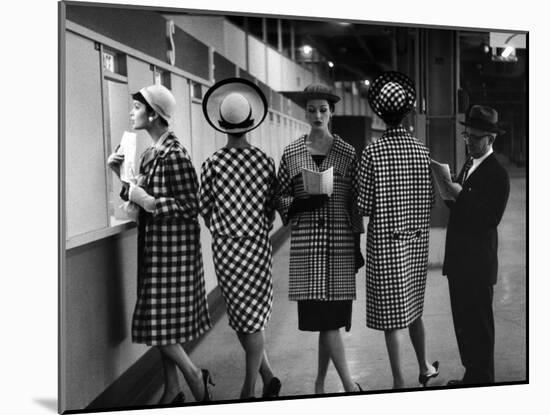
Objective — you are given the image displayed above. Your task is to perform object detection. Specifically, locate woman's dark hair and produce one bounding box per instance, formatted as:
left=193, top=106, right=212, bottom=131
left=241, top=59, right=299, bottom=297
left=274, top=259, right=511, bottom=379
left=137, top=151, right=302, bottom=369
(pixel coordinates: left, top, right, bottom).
left=381, top=113, right=405, bottom=127
left=132, top=92, right=169, bottom=128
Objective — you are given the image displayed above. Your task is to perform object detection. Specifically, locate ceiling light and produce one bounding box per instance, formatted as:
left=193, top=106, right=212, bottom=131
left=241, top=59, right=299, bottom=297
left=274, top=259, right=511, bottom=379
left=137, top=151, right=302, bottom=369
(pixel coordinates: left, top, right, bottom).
left=328, top=61, right=334, bottom=68
left=363, top=80, right=370, bottom=86
left=501, top=45, right=515, bottom=58
left=301, top=45, right=313, bottom=56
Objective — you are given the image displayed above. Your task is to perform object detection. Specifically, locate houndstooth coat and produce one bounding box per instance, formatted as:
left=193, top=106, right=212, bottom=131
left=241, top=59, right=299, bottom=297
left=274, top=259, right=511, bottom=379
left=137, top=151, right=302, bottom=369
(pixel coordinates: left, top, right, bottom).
left=276, top=135, right=364, bottom=301
left=357, top=126, right=434, bottom=330
left=132, top=133, right=211, bottom=346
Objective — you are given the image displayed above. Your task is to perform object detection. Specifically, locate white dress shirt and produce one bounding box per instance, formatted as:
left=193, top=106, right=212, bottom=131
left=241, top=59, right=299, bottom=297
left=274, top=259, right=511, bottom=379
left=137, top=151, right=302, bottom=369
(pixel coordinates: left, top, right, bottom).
left=465, top=147, right=493, bottom=180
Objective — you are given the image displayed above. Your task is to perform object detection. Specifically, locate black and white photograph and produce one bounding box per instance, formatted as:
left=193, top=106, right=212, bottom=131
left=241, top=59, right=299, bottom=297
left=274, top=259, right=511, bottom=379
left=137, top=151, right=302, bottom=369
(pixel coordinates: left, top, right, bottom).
left=4, top=0, right=546, bottom=414
left=58, top=1, right=529, bottom=412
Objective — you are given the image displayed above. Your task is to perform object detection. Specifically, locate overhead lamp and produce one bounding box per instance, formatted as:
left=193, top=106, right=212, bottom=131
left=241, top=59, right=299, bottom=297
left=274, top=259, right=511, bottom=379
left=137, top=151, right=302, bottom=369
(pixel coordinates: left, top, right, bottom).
left=501, top=33, right=518, bottom=58
left=490, top=32, right=524, bottom=62
left=328, top=61, right=334, bottom=68
left=501, top=45, right=515, bottom=58
left=363, top=79, right=370, bottom=86
left=301, top=45, right=313, bottom=56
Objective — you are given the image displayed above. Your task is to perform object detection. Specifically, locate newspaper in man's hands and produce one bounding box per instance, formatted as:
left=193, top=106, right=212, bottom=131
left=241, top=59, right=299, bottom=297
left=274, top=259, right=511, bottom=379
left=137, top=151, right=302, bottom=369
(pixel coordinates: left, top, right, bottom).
left=301, top=166, right=334, bottom=196
left=430, top=159, right=461, bottom=201
left=116, top=131, right=137, bottom=183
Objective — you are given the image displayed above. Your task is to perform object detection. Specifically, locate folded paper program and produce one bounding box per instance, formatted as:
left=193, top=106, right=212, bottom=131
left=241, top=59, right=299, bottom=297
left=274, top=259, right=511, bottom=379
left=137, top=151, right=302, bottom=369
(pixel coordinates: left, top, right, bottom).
left=301, top=166, right=334, bottom=196
left=430, top=159, right=462, bottom=201
left=117, top=131, right=137, bottom=183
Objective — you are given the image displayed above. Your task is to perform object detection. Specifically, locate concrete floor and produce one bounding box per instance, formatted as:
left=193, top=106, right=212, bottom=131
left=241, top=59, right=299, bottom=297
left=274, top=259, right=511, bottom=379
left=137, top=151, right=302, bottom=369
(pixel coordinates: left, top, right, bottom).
left=155, top=156, right=526, bottom=402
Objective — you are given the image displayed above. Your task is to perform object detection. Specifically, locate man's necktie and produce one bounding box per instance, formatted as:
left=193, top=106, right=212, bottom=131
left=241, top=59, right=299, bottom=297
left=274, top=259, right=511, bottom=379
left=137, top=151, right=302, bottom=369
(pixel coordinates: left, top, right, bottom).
left=461, top=157, right=474, bottom=185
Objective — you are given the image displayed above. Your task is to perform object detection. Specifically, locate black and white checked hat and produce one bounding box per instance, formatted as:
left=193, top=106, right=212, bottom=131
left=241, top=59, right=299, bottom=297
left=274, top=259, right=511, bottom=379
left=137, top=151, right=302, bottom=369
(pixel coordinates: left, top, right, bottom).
left=367, top=71, right=416, bottom=120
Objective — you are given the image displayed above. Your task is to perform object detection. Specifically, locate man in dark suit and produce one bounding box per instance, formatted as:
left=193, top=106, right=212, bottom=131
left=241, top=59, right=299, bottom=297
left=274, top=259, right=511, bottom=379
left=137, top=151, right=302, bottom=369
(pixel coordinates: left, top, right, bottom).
left=443, top=105, right=510, bottom=386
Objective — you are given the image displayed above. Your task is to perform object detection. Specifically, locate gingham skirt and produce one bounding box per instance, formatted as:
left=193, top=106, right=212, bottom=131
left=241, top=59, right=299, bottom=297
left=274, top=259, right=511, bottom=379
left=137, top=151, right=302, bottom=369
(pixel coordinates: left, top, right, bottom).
left=212, top=233, right=274, bottom=333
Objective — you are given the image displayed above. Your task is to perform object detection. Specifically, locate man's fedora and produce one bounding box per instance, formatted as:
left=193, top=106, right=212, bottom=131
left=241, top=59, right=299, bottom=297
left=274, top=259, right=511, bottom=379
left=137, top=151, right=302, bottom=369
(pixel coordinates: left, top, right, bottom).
left=203, top=78, right=268, bottom=135
left=460, top=105, right=505, bottom=135
left=367, top=71, right=416, bottom=120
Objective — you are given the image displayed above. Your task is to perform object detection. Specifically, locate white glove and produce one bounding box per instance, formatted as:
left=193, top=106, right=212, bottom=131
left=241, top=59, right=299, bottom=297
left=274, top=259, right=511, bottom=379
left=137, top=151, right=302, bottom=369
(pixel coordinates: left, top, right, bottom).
left=129, top=182, right=156, bottom=213
left=107, top=153, right=124, bottom=177
left=121, top=201, right=140, bottom=222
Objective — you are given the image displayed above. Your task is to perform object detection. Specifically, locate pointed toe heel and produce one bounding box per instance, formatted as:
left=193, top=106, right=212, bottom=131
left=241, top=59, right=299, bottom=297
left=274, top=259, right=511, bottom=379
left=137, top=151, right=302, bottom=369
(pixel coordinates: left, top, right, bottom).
left=418, top=361, right=440, bottom=387
left=201, top=369, right=215, bottom=402
left=262, top=376, right=282, bottom=398
left=171, top=391, right=185, bottom=405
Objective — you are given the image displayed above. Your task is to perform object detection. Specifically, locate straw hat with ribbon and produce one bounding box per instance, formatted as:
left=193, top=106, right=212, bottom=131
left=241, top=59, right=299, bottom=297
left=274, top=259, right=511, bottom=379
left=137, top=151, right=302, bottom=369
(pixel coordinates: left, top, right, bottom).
left=203, top=78, right=268, bottom=135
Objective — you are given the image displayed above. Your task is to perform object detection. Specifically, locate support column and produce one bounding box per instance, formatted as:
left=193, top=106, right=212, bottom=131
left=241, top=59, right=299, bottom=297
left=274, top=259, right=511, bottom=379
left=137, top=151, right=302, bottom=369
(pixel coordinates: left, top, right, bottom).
left=422, top=28, right=459, bottom=226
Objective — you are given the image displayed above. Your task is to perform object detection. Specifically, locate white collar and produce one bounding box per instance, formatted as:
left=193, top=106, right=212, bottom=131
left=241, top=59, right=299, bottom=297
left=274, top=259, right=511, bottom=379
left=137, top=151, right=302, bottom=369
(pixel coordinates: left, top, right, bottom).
left=472, top=147, right=493, bottom=167
left=466, top=147, right=493, bottom=180
left=152, top=130, right=171, bottom=150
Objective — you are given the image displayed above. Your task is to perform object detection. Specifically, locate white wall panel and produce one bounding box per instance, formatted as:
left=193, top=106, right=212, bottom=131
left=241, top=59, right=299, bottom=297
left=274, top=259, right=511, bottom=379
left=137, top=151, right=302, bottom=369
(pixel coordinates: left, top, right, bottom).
left=223, top=21, right=247, bottom=68
left=248, top=35, right=267, bottom=83
left=167, top=15, right=225, bottom=55
left=171, top=75, right=192, bottom=152
left=65, top=32, right=108, bottom=238
left=266, top=47, right=282, bottom=91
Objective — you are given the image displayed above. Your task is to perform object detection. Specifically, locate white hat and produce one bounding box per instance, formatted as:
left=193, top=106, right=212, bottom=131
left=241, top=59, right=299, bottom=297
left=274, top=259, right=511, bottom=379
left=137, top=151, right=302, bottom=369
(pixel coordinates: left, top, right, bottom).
left=203, top=78, right=268, bottom=135
left=137, top=84, right=176, bottom=124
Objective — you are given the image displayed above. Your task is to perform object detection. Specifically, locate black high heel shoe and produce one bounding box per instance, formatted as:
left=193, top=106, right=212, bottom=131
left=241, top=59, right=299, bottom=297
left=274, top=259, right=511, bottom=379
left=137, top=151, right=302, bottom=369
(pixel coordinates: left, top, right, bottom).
left=262, top=377, right=282, bottom=398
left=418, top=361, right=440, bottom=387
left=171, top=391, right=185, bottom=405
left=201, top=369, right=215, bottom=402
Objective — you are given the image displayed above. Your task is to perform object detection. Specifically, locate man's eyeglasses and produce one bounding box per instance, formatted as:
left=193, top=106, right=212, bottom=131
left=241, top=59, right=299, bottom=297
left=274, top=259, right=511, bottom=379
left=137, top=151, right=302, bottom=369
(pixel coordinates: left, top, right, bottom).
left=461, top=131, right=492, bottom=141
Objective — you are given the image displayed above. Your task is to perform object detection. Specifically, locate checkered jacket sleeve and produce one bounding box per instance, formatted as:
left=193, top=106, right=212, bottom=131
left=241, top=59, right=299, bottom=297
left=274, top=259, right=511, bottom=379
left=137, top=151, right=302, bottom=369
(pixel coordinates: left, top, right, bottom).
left=357, top=145, right=375, bottom=216
left=430, top=166, right=436, bottom=207
left=349, top=152, right=365, bottom=233
left=265, top=157, right=278, bottom=228
left=275, top=150, right=294, bottom=226
left=153, top=150, right=199, bottom=220
left=198, top=157, right=214, bottom=221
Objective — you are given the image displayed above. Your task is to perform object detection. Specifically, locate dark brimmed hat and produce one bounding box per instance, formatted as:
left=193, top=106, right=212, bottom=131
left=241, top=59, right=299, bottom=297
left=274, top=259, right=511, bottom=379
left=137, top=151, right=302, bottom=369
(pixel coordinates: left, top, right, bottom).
left=460, top=105, right=505, bottom=135
left=296, top=84, right=341, bottom=105
left=367, top=71, right=416, bottom=120
left=203, top=78, right=268, bottom=135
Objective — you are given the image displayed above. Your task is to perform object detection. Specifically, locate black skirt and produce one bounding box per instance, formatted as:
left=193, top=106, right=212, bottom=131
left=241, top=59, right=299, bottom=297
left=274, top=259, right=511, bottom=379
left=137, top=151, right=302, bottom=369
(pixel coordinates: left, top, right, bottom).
left=298, top=300, right=353, bottom=332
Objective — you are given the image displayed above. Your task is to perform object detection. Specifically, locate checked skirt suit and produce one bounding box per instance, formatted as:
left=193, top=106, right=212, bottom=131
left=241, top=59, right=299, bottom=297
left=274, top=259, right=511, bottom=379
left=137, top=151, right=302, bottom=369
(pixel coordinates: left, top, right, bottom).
left=275, top=135, right=364, bottom=329
left=199, top=146, right=277, bottom=333
left=357, top=126, right=434, bottom=330
left=132, top=133, right=212, bottom=346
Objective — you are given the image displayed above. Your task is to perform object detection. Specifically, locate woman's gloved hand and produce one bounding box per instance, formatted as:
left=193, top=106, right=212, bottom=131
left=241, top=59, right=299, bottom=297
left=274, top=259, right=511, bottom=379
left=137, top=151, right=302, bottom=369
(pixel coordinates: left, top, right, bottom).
left=288, top=194, right=329, bottom=216
left=354, top=233, right=365, bottom=273
left=107, top=146, right=124, bottom=177
left=129, top=182, right=156, bottom=212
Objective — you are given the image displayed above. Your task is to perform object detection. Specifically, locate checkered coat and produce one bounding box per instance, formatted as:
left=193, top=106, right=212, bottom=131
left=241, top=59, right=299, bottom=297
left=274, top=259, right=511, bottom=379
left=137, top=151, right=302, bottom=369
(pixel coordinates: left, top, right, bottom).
left=199, top=147, right=276, bottom=333
left=276, top=135, right=364, bottom=301
left=357, top=126, right=434, bottom=330
left=132, top=133, right=211, bottom=346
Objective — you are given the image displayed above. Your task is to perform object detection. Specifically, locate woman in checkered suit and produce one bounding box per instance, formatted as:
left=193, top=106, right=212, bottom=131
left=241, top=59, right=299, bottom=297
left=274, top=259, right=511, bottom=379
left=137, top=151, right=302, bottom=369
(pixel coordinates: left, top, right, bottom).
left=357, top=72, right=439, bottom=389
left=107, top=85, right=213, bottom=404
left=275, top=84, right=364, bottom=394
left=199, top=78, right=281, bottom=399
